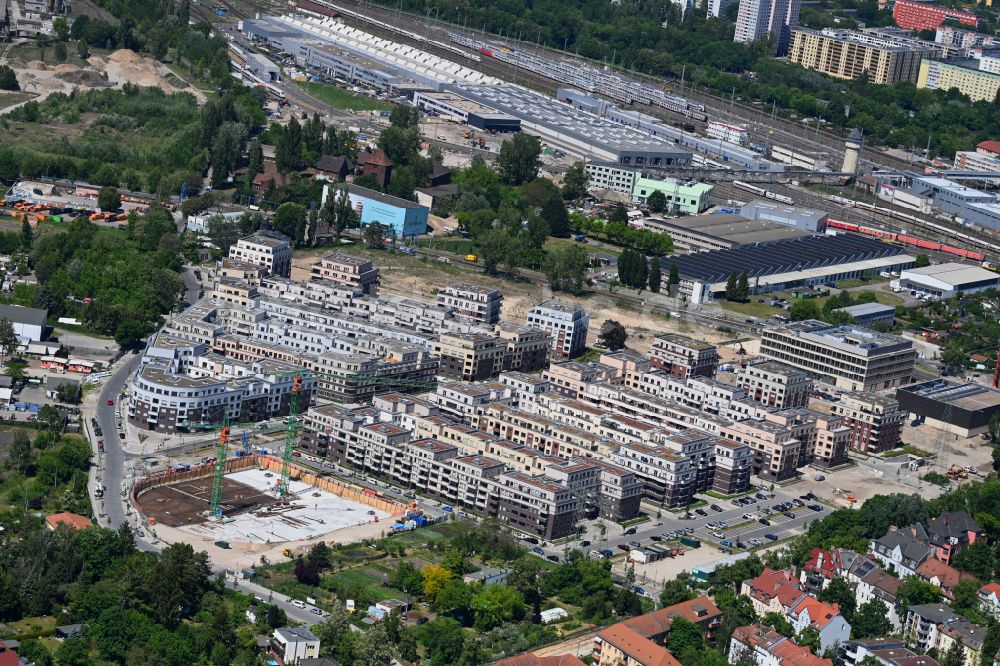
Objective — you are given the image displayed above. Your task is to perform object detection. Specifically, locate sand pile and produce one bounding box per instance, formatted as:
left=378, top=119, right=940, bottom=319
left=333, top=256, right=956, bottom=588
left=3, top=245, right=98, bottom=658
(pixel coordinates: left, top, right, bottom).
left=27, top=60, right=47, bottom=70
left=53, top=64, right=80, bottom=73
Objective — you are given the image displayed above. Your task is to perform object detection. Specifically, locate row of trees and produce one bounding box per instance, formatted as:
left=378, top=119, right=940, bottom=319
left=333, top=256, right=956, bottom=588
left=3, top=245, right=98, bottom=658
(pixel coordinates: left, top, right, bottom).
left=571, top=209, right=674, bottom=255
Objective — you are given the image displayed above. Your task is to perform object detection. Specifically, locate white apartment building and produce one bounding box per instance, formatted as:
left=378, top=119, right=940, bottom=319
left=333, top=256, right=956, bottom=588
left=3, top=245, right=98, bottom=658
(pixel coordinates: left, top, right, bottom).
left=584, top=162, right=638, bottom=195
left=228, top=233, right=292, bottom=277
left=734, top=0, right=800, bottom=54
left=526, top=300, right=590, bottom=358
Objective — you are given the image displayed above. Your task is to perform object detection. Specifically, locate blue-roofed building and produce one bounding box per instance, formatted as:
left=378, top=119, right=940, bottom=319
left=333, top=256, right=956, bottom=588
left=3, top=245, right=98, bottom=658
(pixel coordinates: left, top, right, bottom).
left=322, top=183, right=429, bottom=239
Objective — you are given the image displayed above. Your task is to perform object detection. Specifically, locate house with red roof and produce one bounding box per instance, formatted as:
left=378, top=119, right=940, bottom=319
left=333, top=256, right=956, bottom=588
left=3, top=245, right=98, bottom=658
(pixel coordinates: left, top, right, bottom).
left=977, top=583, right=1000, bottom=619
left=494, top=653, right=587, bottom=666
left=620, top=595, right=723, bottom=643
left=787, top=595, right=851, bottom=652
left=45, top=511, right=92, bottom=531
left=977, top=141, right=1000, bottom=159
left=742, top=569, right=804, bottom=616
left=730, top=625, right=833, bottom=666
left=916, top=558, right=974, bottom=600
left=593, top=624, right=682, bottom=666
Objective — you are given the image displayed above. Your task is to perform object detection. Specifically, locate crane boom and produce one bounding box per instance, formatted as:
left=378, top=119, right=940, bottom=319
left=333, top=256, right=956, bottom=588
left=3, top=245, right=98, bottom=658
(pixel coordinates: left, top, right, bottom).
left=277, top=374, right=303, bottom=498
left=209, top=424, right=231, bottom=518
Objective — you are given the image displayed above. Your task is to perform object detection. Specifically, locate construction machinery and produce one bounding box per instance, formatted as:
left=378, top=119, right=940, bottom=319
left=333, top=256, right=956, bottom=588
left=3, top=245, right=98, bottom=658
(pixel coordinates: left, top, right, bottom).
left=209, top=424, right=232, bottom=519
left=277, top=374, right=303, bottom=499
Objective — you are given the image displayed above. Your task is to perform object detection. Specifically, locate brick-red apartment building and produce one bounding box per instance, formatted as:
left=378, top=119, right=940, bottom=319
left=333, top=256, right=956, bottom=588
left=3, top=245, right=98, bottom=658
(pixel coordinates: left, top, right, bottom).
left=893, top=0, right=977, bottom=31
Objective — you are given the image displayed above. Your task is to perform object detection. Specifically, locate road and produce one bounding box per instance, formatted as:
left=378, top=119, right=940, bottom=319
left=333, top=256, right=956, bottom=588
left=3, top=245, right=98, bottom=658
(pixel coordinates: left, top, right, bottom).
left=225, top=577, right=327, bottom=626
left=181, top=267, right=202, bottom=305
left=94, top=355, right=142, bottom=530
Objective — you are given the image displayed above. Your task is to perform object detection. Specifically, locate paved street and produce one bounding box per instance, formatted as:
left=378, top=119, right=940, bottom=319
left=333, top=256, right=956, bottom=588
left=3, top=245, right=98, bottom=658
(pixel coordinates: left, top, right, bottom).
left=92, top=355, right=141, bottom=531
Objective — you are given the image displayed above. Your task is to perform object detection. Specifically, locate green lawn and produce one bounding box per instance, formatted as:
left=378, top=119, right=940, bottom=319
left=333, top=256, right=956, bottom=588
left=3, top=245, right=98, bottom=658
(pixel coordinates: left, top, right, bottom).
left=719, top=288, right=903, bottom=319
left=294, top=81, right=395, bottom=112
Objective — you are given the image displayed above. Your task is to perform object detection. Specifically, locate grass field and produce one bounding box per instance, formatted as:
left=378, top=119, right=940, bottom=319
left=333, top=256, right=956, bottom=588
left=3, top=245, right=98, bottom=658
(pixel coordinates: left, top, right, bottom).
left=294, top=81, right=395, bottom=112
left=719, top=289, right=903, bottom=319
left=0, top=92, right=35, bottom=111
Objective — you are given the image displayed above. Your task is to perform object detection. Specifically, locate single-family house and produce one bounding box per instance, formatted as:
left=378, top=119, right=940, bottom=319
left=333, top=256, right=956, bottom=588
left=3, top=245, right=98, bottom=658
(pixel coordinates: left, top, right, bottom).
left=786, top=596, right=851, bottom=653
left=916, top=558, right=974, bottom=600
left=927, top=511, right=982, bottom=564
left=271, top=627, right=320, bottom=665
left=463, top=567, right=509, bottom=586
left=592, top=623, right=682, bottom=666
left=45, top=512, right=92, bottom=531
left=977, top=583, right=1000, bottom=619
left=618, top=595, right=723, bottom=644
left=870, top=525, right=932, bottom=578
left=314, top=155, right=353, bottom=182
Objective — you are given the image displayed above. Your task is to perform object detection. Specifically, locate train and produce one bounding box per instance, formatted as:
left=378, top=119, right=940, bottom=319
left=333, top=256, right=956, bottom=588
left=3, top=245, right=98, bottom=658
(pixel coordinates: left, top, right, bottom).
left=732, top=180, right=794, bottom=205
left=826, top=220, right=986, bottom=262
left=826, top=194, right=1000, bottom=257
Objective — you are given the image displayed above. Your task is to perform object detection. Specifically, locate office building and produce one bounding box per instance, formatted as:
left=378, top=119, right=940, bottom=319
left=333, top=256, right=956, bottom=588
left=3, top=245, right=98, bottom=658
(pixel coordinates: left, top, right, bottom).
left=893, top=263, right=1000, bottom=298
left=829, top=392, right=905, bottom=454
left=631, top=176, right=714, bottom=214
left=437, top=283, right=503, bottom=326
left=309, top=252, right=380, bottom=296
left=896, top=380, right=1000, bottom=438
left=526, top=300, right=590, bottom=358
left=908, top=175, right=1000, bottom=230
left=585, top=162, right=640, bottom=195
left=788, top=27, right=940, bottom=84
left=228, top=233, right=292, bottom=278
left=917, top=58, right=1000, bottom=103
left=760, top=320, right=917, bottom=392
left=734, top=360, right=813, bottom=408
left=648, top=333, right=718, bottom=378
left=734, top=0, right=801, bottom=54
left=954, top=149, right=1000, bottom=184
left=834, top=303, right=896, bottom=327
left=893, top=0, right=977, bottom=30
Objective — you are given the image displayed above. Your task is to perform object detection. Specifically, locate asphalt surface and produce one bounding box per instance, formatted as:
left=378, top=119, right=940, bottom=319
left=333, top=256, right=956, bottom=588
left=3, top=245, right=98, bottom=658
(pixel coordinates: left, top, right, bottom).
left=94, top=355, right=142, bottom=531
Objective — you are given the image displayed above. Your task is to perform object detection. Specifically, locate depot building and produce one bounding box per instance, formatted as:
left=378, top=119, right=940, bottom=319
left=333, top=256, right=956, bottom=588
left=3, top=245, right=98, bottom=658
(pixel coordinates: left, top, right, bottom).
left=891, top=262, right=1000, bottom=298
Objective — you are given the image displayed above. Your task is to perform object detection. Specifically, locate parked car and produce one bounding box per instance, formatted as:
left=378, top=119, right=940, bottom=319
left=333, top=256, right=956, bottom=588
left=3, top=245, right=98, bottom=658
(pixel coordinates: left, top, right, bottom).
left=291, top=600, right=305, bottom=608
left=629, top=540, right=641, bottom=548
left=532, top=546, right=544, bottom=555
left=695, top=508, right=707, bottom=516
left=624, top=527, right=637, bottom=535
left=764, top=533, right=779, bottom=541
left=759, top=518, right=770, bottom=526
left=547, top=555, right=560, bottom=562
left=580, top=540, right=591, bottom=547
left=710, top=504, right=723, bottom=512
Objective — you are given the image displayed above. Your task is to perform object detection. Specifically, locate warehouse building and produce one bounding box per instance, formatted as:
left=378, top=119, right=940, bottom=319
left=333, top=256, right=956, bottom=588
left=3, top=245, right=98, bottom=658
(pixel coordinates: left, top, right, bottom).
left=740, top=199, right=829, bottom=232
left=665, top=235, right=915, bottom=304
left=896, top=380, right=1000, bottom=437
left=443, top=84, right=693, bottom=167
left=0, top=304, right=47, bottom=342
left=761, top=320, right=917, bottom=392
left=788, top=27, right=941, bottom=85
left=892, top=263, right=1000, bottom=298
left=834, top=302, right=896, bottom=327
left=909, top=175, right=1000, bottom=230
left=647, top=214, right=809, bottom=253
left=412, top=91, right=521, bottom=132
left=245, top=52, right=281, bottom=82
left=325, top=184, right=429, bottom=238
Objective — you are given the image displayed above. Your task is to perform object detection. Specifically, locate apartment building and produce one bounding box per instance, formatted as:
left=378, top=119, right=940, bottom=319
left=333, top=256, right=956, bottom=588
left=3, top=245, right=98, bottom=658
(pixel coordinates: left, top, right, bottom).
left=311, top=340, right=438, bottom=403
left=788, top=27, right=940, bottom=84
left=729, top=625, right=833, bottom=666
left=828, top=392, right=904, bottom=454
left=430, top=381, right=515, bottom=423
left=527, top=300, right=590, bottom=358
left=904, top=605, right=961, bottom=654
left=592, top=624, right=680, bottom=666
left=917, top=58, right=1000, bottom=103
left=722, top=418, right=803, bottom=481
left=309, top=252, right=380, bottom=295
left=893, top=0, right=977, bottom=30
left=437, top=283, right=503, bottom=326
left=544, top=360, right=620, bottom=397
left=765, top=409, right=851, bottom=469
left=648, top=333, right=718, bottom=378
left=228, top=233, right=292, bottom=277
left=760, top=320, right=917, bottom=392
left=734, top=0, right=800, bottom=54
left=434, top=331, right=505, bottom=381
left=216, top=258, right=267, bottom=287
left=498, top=371, right=551, bottom=409
left=497, top=323, right=550, bottom=373
left=734, top=360, right=812, bottom=408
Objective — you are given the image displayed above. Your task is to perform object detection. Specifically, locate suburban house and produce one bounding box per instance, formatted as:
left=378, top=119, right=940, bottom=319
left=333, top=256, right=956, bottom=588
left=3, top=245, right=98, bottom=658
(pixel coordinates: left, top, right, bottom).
left=801, top=548, right=861, bottom=592
left=785, top=595, right=851, bottom=653
left=45, top=512, right=92, bottom=531
left=592, top=623, right=681, bottom=666
left=977, top=583, right=1000, bottom=619
left=915, top=558, right=974, bottom=600
left=270, top=627, right=320, bottom=665
left=870, top=525, right=933, bottom=578
left=314, top=155, right=353, bottom=181
left=730, top=624, right=833, bottom=666
left=742, top=569, right=805, bottom=616
left=926, top=511, right=982, bottom=564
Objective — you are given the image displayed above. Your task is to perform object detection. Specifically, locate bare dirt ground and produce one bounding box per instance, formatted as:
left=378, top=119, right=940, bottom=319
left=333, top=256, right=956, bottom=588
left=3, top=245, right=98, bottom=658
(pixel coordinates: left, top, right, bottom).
left=292, top=248, right=731, bottom=353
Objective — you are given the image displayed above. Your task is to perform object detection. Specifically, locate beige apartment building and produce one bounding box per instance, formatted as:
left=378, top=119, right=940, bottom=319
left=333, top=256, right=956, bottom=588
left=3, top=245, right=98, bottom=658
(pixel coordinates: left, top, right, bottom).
left=735, top=360, right=813, bottom=408
left=437, top=283, right=503, bottom=326
left=788, top=27, right=941, bottom=84
left=309, top=252, right=380, bottom=295
left=435, top=332, right=506, bottom=381
left=828, top=392, right=905, bottom=454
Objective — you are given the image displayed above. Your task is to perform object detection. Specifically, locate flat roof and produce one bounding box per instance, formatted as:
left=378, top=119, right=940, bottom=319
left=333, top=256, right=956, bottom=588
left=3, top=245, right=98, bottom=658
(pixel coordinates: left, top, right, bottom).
left=337, top=183, right=427, bottom=210
left=741, top=199, right=829, bottom=224
left=902, top=262, right=999, bottom=286
left=776, top=319, right=912, bottom=353
left=835, top=302, right=896, bottom=316
left=656, top=213, right=811, bottom=246
left=898, top=379, right=1000, bottom=411
left=664, top=234, right=908, bottom=284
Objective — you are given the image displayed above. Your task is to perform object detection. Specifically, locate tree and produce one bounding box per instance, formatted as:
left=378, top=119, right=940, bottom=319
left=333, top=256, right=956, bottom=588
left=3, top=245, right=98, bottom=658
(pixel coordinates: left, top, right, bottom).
left=989, top=413, right=1000, bottom=446
left=725, top=272, right=738, bottom=300
left=540, top=194, right=570, bottom=237
left=646, top=190, right=667, bottom=213
left=669, top=262, right=680, bottom=287
left=355, top=622, right=393, bottom=666
left=389, top=105, right=420, bottom=129
left=659, top=576, right=695, bottom=607
left=477, top=227, right=520, bottom=275
left=0, top=317, right=18, bottom=364
left=915, top=254, right=931, bottom=267
left=761, top=610, right=796, bottom=637
left=562, top=161, right=589, bottom=200
left=543, top=244, right=589, bottom=295
left=309, top=541, right=332, bottom=570
left=941, top=637, right=967, bottom=666
left=797, top=626, right=821, bottom=652
left=599, top=320, right=628, bottom=350
left=55, top=382, right=81, bottom=404
left=818, top=576, right=856, bottom=623
left=941, top=344, right=968, bottom=374
left=736, top=271, right=750, bottom=302
left=420, top=618, right=466, bottom=666
left=980, top=623, right=1000, bottom=666
left=294, top=556, right=320, bottom=586
left=248, top=139, right=264, bottom=176
left=648, top=256, right=661, bottom=293
left=53, top=17, right=69, bottom=40
left=496, top=133, right=541, bottom=186
left=789, top=299, right=821, bottom=321
left=314, top=604, right=351, bottom=657
left=0, top=65, right=19, bottom=91
left=434, top=578, right=473, bottom=612
left=852, top=598, right=892, bottom=639
left=20, top=218, right=32, bottom=251
left=362, top=221, right=386, bottom=250
left=471, top=584, right=525, bottom=630
left=9, top=429, right=33, bottom=475
left=273, top=203, right=307, bottom=246
left=53, top=42, right=68, bottom=63
left=98, top=186, right=121, bottom=212
left=76, top=39, right=89, bottom=59
left=954, top=540, right=996, bottom=581
left=896, top=577, right=942, bottom=614
left=422, top=564, right=453, bottom=604
left=377, top=126, right=420, bottom=166
left=666, top=617, right=706, bottom=663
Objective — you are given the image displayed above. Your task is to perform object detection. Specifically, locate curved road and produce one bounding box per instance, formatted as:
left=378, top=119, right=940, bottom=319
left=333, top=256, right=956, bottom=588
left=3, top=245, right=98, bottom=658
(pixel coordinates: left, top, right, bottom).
left=96, top=355, right=142, bottom=530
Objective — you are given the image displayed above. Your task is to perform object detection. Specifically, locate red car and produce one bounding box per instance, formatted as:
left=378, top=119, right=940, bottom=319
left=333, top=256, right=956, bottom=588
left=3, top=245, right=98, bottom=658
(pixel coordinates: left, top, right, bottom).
left=107, top=399, right=114, bottom=406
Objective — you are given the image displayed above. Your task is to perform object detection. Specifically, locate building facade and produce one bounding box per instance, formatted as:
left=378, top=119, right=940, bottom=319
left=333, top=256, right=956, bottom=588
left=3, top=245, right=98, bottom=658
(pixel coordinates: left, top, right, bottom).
left=437, top=283, right=503, bottom=326
left=788, top=27, right=940, bottom=84
left=893, top=0, right=977, bottom=30
left=648, top=334, right=719, bottom=378
left=526, top=300, right=590, bottom=359
left=309, top=253, right=380, bottom=296
left=735, top=360, right=813, bottom=409
left=829, top=392, right=904, bottom=454
left=228, top=233, right=292, bottom=278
